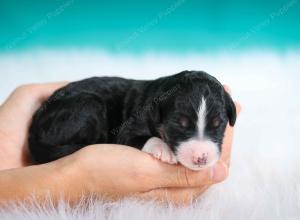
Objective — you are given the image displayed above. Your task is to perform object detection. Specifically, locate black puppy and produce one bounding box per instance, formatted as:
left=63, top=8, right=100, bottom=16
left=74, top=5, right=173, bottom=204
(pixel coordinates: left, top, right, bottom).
left=29, top=71, right=236, bottom=170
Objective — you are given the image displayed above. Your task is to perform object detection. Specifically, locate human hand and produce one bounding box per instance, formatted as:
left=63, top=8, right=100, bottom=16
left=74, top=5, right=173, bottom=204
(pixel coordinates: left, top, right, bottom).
left=0, top=82, right=240, bottom=206
left=0, top=82, right=68, bottom=170
left=61, top=87, right=241, bottom=205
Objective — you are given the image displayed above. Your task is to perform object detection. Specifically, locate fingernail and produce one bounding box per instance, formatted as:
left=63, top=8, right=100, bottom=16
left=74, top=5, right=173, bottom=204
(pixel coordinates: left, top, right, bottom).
left=210, top=162, right=228, bottom=182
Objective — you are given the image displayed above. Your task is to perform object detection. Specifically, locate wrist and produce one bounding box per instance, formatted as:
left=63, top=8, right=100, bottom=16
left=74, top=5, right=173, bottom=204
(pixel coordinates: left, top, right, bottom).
left=49, top=154, right=89, bottom=202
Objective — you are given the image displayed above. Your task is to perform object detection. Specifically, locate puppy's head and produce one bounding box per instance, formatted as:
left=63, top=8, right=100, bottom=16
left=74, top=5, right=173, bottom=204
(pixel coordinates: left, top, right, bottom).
left=157, top=71, right=236, bottom=170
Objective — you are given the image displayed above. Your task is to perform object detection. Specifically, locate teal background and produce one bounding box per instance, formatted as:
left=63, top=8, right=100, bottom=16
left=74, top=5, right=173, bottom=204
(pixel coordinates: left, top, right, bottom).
left=0, top=0, right=299, bottom=53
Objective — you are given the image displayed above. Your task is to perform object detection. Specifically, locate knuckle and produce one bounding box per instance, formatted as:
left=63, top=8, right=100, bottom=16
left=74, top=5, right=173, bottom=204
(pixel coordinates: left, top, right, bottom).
left=216, top=162, right=229, bottom=182
left=226, top=159, right=231, bottom=168
left=173, top=192, right=194, bottom=206
left=15, top=84, right=41, bottom=94
left=224, top=167, right=230, bottom=180
left=176, top=167, right=192, bottom=187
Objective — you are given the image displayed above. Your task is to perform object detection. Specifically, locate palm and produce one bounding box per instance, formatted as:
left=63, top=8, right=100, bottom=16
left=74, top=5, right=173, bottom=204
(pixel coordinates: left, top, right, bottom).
left=0, top=83, right=67, bottom=169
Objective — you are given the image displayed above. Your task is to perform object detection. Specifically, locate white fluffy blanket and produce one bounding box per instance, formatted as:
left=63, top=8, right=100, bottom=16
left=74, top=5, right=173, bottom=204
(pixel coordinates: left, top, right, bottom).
left=0, top=50, right=299, bottom=219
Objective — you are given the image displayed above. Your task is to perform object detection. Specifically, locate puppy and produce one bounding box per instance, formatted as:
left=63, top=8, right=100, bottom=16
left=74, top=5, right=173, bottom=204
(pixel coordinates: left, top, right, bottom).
left=29, top=71, right=236, bottom=170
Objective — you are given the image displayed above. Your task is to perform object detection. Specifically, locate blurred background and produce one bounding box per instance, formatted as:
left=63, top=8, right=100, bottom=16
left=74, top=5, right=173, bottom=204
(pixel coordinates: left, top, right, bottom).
left=0, top=0, right=300, bottom=215
left=1, top=0, right=300, bottom=53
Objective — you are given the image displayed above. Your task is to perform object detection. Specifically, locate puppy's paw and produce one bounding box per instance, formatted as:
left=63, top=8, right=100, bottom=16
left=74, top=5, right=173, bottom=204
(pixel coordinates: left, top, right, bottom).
left=142, top=137, right=177, bottom=164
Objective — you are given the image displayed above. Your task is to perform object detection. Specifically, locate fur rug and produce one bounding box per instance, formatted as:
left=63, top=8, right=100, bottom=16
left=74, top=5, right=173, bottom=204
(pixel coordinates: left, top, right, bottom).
left=0, top=50, right=299, bottom=219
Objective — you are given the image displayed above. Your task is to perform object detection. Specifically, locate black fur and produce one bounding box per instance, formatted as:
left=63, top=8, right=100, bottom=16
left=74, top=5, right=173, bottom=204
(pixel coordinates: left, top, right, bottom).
left=28, top=71, right=236, bottom=163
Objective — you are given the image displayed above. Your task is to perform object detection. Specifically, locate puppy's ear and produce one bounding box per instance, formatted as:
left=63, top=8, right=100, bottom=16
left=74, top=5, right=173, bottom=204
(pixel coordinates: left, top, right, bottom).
left=224, top=91, right=236, bottom=126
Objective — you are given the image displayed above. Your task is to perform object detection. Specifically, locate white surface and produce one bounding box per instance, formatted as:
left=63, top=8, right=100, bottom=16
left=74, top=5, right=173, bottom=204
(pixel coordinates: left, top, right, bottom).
left=0, top=49, right=300, bottom=219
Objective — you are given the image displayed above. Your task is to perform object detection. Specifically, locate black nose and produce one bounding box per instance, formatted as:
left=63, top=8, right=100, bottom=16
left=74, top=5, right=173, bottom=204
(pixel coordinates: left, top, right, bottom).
left=193, top=153, right=208, bottom=166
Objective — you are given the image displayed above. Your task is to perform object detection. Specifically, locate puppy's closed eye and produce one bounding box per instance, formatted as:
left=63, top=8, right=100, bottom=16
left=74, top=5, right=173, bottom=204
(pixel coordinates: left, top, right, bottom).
left=180, top=116, right=190, bottom=128
left=212, top=117, right=221, bottom=128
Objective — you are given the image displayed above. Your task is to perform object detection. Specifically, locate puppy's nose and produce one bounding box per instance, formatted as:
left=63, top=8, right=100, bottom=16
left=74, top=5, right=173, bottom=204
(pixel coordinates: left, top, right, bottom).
left=193, top=153, right=208, bottom=166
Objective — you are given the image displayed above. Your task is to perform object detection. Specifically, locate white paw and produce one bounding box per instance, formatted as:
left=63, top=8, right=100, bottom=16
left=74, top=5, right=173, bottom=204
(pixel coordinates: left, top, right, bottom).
left=142, top=137, right=177, bottom=164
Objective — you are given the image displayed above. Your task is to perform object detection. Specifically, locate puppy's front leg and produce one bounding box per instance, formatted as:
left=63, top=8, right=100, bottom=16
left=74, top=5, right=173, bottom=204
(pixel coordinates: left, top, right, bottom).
left=142, top=137, right=177, bottom=164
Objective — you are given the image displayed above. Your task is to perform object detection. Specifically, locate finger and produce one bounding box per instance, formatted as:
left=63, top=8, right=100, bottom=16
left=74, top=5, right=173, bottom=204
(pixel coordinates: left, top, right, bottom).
left=2, top=82, right=69, bottom=111
left=223, top=84, right=231, bottom=94
left=145, top=158, right=228, bottom=189
left=0, top=81, right=69, bottom=147
left=235, top=101, right=242, bottom=115
left=36, top=81, right=69, bottom=101
left=220, top=123, right=234, bottom=164
left=220, top=101, right=241, bottom=165
left=24, top=82, right=69, bottom=116
left=137, top=186, right=209, bottom=206
left=222, top=84, right=242, bottom=116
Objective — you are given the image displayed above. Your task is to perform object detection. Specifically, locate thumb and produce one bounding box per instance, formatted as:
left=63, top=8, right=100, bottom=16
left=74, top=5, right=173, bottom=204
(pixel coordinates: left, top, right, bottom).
left=137, top=186, right=210, bottom=205
left=35, top=81, right=69, bottom=102
left=147, top=159, right=228, bottom=188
